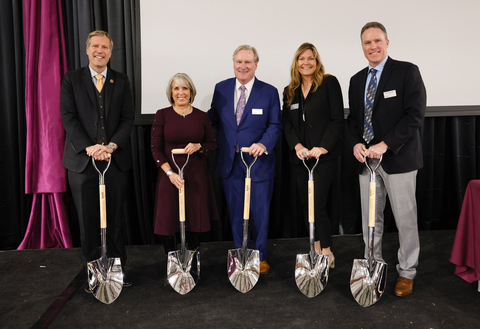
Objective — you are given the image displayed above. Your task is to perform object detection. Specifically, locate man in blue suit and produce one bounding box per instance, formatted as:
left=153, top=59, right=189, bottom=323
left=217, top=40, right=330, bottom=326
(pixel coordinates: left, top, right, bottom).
left=208, top=45, right=282, bottom=274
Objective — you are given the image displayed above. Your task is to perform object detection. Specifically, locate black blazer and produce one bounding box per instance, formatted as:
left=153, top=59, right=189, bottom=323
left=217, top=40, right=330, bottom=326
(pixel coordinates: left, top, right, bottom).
left=347, top=57, right=426, bottom=174
left=282, top=75, right=344, bottom=164
left=60, top=66, right=134, bottom=172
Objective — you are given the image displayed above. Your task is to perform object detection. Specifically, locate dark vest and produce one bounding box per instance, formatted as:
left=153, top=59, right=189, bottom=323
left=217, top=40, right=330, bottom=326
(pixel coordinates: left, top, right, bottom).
left=95, top=84, right=107, bottom=145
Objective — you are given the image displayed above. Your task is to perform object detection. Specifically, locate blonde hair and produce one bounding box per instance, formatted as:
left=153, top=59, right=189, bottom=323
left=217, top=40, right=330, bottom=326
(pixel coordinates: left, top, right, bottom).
left=166, top=73, right=197, bottom=105
left=86, top=30, right=113, bottom=50
left=284, top=43, right=327, bottom=107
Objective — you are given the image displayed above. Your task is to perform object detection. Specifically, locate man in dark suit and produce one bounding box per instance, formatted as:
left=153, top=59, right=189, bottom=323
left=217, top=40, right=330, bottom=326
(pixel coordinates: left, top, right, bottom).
left=347, top=22, right=426, bottom=297
left=208, top=45, right=282, bottom=274
left=61, top=30, right=134, bottom=289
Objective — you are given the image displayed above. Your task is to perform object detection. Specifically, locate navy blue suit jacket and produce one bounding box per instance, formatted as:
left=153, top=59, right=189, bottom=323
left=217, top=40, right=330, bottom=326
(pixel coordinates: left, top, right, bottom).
left=208, top=77, right=282, bottom=181
left=347, top=57, right=426, bottom=174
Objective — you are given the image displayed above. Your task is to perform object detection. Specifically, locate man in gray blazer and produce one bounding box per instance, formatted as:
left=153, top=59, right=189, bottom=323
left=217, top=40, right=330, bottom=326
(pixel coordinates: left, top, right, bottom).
left=347, top=22, right=426, bottom=297
left=61, top=30, right=134, bottom=290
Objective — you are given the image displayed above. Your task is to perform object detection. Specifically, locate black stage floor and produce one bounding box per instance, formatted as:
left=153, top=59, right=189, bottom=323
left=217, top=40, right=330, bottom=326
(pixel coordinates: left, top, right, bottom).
left=1, top=230, right=479, bottom=328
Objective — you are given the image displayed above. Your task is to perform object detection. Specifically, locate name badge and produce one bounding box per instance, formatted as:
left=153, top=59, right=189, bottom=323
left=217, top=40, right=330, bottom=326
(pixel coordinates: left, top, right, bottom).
left=252, top=108, right=263, bottom=115
left=384, top=90, right=397, bottom=99
left=290, top=103, right=299, bottom=110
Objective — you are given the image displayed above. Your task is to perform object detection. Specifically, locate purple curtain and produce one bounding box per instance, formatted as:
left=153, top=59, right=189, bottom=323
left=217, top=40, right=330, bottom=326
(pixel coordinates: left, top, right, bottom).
left=18, top=0, right=72, bottom=249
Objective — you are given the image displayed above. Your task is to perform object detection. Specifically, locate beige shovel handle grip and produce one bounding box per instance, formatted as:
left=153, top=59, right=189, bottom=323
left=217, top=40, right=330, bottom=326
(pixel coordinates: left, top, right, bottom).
left=99, top=185, right=107, bottom=229
left=308, top=180, right=314, bottom=223
left=244, top=177, right=251, bottom=220
left=241, top=147, right=250, bottom=153
left=179, top=186, right=185, bottom=222
left=172, top=148, right=188, bottom=154
left=368, top=182, right=376, bottom=228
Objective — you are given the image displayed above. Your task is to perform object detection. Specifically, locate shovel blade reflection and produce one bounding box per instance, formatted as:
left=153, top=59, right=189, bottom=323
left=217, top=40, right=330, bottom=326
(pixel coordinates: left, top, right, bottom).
left=167, top=250, right=200, bottom=295
left=87, top=257, right=123, bottom=304
left=350, top=258, right=388, bottom=307
left=295, top=253, right=329, bottom=298
left=227, top=248, right=260, bottom=293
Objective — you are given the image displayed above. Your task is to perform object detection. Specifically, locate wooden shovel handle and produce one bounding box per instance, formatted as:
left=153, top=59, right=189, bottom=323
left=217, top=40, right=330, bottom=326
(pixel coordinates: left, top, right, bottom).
left=99, top=184, right=107, bottom=229
left=368, top=182, right=376, bottom=228
left=241, top=147, right=250, bottom=153
left=172, top=148, right=188, bottom=154
left=179, top=186, right=185, bottom=222
left=308, top=180, right=314, bottom=223
left=244, top=177, right=251, bottom=220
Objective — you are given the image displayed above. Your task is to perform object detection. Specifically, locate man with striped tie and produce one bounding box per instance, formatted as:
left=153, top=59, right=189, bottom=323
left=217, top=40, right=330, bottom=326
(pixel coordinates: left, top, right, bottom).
left=347, top=22, right=426, bottom=297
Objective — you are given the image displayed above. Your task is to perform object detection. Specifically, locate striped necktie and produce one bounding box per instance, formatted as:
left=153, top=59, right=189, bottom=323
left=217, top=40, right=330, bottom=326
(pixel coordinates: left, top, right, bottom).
left=363, top=68, right=377, bottom=143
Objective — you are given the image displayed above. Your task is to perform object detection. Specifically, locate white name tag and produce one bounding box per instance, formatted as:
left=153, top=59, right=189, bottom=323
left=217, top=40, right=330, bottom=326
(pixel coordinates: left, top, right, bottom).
left=290, top=103, right=299, bottom=110
left=252, top=108, right=263, bottom=115
left=384, top=90, right=397, bottom=98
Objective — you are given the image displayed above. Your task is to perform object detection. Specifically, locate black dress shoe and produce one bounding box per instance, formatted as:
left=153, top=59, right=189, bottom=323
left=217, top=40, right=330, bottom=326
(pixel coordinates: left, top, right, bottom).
left=123, top=273, right=132, bottom=287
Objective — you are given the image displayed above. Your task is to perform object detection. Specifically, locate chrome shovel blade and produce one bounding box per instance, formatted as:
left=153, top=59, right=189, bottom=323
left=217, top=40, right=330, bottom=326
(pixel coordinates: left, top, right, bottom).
left=167, top=250, right=200, bottom=295
left=295, top=253, right=329, bottom=298
left=227, top=248, right=260, bottom=293
left=350, top=259, right=388, bottom=307
left=87, top=257, right=123, bottom=304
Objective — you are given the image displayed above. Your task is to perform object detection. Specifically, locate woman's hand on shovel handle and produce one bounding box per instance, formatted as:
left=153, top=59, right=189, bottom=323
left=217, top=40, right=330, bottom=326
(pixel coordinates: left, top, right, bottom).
left=169, top=173, right=184, bottom=190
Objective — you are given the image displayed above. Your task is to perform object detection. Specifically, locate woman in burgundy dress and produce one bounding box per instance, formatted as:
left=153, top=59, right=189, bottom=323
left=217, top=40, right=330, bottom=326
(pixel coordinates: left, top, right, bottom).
left=151, top=73, right=218, bottom=280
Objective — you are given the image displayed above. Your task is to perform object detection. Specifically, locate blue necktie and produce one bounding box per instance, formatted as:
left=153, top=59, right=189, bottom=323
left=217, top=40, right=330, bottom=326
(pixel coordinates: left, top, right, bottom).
left=363, top=68, right=377, bottom=143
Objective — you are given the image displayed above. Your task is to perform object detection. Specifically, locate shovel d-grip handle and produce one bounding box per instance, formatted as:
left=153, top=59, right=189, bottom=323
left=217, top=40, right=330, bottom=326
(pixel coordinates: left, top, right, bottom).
left=171, top=149, right=189, bottom=223
left=364, top=155, right=382, bottom=229
left=303, top=158, right=319, bottom=224
left=92, top=157, right=111, bottom=229
left=240, top=148, right=257, bottom=220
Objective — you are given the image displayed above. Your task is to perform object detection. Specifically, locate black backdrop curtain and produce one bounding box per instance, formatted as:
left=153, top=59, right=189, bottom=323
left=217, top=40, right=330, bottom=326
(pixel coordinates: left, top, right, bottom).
left=0, top=0, right=31, bottom=249
left=1, top=0, right=479, bottom=250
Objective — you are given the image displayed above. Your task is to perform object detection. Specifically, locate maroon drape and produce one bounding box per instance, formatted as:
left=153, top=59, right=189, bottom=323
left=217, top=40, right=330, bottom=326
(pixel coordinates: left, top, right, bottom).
left=450, top=180, right=480, bottom=283
left=18, top=0, right=72, bottom=249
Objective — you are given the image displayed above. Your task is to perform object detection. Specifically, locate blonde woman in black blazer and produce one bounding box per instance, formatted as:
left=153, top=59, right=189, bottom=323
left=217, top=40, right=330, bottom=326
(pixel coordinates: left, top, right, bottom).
left=282, top=43, right=344, bottom=265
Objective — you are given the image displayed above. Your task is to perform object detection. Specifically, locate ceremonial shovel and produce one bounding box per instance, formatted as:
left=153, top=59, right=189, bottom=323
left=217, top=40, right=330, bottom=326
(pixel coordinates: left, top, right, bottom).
left=350, top=155, right=387, bottom=307
left=227, top=147, right=260, bottom=293
left=87, top=157, right=123, bottom=304
left=295, top=157, right=329, bottom=298
left=166, top=148, right=200, bottom=295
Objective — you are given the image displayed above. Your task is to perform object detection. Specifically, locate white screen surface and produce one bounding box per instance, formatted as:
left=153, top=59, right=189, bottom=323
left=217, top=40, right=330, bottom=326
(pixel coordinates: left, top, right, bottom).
left=140, top=0, right=480, bottom=114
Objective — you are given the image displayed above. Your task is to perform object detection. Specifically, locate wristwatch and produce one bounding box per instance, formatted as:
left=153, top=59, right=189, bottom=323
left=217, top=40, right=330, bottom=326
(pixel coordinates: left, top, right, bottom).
left=108, top=142, right=116, bottom=151
left=166, top=169, right=173, bottom=177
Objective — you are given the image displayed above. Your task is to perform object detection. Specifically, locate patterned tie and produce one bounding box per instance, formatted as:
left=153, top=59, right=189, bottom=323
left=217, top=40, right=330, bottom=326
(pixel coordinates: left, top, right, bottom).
left=95, top=74, right=104, bottom=92
left=363, top=68, right=377, bottom=144
left=236, top=85, right=246, bottom=125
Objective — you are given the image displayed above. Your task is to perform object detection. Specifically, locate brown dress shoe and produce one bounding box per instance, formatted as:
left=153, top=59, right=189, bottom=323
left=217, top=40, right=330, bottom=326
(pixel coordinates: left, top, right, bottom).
left=260, top=260, right=270, bottom=274
left=395, top=277, right=414, bottom=297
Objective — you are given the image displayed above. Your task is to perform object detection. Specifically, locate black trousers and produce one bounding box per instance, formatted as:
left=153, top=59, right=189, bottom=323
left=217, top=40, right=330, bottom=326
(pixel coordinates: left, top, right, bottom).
left=68, top=160, right=127, bottom=265
left=293, top=158, right=337, bottom=248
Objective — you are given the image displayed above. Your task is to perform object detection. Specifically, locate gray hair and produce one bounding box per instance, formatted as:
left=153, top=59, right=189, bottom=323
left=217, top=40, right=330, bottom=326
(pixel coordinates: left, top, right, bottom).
left=232, top=45, right=259, bottom=63
left=166, top=73, right=197, bottom=105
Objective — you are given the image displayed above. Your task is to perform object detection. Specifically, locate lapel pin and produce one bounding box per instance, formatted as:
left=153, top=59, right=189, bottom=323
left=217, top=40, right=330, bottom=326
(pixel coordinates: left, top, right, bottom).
left=110, top=79, right=114, bottom=83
